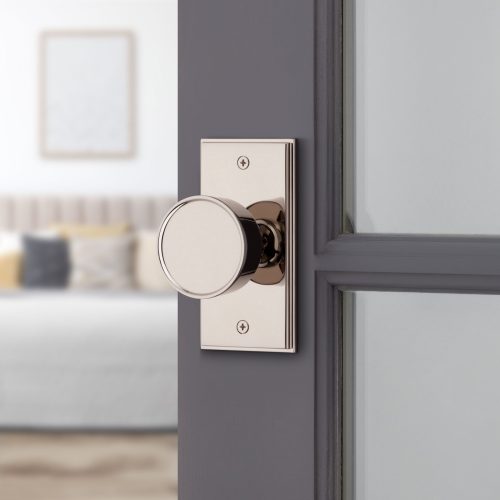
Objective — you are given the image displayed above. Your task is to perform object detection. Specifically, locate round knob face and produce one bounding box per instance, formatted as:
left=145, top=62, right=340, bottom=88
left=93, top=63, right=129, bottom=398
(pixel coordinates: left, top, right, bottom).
left=158, top=196, right=262, bottom=299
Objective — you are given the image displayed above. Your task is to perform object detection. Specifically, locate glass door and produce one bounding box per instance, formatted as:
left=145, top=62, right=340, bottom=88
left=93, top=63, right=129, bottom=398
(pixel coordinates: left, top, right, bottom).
left=338, top=2, right=500, bottom=499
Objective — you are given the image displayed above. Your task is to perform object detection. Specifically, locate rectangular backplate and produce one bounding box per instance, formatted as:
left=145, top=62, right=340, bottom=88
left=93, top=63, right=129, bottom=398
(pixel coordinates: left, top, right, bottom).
left=200, top=139, right=296, bottom=353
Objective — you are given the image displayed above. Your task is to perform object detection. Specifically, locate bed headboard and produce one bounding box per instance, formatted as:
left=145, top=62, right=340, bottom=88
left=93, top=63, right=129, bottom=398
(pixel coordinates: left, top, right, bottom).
left=0, top=196, right=176, bottom=232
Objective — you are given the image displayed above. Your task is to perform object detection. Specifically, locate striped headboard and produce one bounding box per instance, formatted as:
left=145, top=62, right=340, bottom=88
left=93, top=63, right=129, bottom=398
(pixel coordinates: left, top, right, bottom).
left=0, top=196, right=175, bottom=232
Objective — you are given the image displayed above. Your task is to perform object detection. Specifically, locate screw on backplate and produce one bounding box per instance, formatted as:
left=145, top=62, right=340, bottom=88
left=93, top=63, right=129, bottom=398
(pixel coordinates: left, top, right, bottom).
left=237, top=156, right=250, bottom=170
left=236, top=320, right=249, bottom=334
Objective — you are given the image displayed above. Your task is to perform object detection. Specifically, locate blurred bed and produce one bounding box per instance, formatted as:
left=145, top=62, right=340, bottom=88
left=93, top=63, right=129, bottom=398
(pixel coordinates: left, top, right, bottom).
left=0, top=196, right=178, bottom=429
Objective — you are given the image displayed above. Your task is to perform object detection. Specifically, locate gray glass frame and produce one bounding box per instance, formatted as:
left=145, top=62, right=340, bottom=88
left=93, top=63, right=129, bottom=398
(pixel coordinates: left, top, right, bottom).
left=315, top=1, right=500, bottom=499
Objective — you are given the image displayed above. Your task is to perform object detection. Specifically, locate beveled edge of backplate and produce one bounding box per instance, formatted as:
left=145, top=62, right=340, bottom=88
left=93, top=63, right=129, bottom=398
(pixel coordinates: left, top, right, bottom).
left=200, top=139, right=296, bottom=353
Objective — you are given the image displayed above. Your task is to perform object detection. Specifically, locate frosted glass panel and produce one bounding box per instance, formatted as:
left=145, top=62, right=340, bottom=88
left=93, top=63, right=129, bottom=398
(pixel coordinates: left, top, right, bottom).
left=344, top=292, right=500, bottom=500
left=347, top=0, right=500, bottom=234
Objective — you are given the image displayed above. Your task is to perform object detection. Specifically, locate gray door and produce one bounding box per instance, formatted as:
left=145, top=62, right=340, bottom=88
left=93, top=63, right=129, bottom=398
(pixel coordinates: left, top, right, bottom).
left=179, top=1, right=500, bottom=499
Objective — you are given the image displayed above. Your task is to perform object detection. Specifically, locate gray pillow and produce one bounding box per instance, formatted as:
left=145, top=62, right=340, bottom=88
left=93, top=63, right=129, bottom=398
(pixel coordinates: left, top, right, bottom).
left=22, top=236, right=69, bottom=288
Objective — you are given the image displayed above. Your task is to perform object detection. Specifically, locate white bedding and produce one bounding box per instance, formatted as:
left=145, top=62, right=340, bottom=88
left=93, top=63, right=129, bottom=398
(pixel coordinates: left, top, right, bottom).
left=0, top=292, right=177, bottom=429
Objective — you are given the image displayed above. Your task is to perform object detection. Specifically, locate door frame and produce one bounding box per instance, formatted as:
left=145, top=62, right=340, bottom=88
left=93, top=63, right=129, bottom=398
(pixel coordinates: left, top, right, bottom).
left=315, top=1, right=500, bottom=499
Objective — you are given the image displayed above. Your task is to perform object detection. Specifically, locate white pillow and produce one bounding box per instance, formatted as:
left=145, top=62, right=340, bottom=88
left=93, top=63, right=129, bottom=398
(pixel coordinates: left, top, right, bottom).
left=0, top=230, right=57, bottom=256
left=0, top=232, right=21, bottom=255
left=69, top=235, right=134, bottom=289
left=135, top=231, right=173, bottom=292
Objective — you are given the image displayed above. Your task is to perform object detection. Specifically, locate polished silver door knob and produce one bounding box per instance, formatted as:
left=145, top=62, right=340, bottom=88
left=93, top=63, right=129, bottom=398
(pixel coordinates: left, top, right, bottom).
left=158, top=195, right=284, bottom=299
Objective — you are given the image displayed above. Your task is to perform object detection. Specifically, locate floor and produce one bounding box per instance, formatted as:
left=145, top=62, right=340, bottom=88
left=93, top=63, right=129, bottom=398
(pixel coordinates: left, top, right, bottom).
left=0, top=432, right=178, bottom=500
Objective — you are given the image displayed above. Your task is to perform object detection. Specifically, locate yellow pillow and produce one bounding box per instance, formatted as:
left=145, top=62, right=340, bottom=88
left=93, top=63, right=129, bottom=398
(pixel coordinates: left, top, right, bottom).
left=0, top=252, right=22, bottom=289
left=51, top=223, right=129, bottom=239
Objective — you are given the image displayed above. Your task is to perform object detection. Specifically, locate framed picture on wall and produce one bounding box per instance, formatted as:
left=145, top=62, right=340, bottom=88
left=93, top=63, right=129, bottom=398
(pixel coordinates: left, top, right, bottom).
left=39, top=30, right=135, bottom=159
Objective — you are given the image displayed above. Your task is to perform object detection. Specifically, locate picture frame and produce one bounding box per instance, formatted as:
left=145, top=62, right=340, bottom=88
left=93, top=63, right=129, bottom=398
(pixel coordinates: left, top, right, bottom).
left=39, top=30, right=135, bottom=159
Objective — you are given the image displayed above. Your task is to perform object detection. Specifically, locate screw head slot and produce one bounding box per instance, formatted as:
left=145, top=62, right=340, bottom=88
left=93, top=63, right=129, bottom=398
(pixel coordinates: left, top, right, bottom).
left=237, top=156, right=250, bottom=170
left=236, top=320, right=249, bottom=334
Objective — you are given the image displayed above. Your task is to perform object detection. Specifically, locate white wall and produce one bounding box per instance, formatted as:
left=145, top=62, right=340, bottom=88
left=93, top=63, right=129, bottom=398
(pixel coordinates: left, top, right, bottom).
left=0, top=0, right=177, bottom=195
